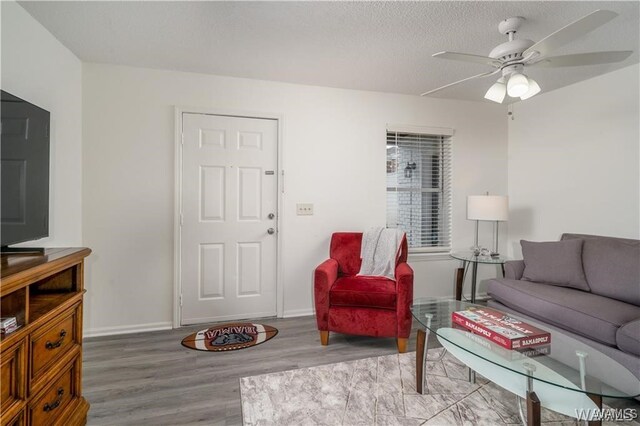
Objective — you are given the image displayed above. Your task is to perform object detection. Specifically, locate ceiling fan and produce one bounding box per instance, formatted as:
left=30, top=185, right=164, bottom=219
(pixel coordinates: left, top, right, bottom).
left=421, top=10, right=633, bottom=103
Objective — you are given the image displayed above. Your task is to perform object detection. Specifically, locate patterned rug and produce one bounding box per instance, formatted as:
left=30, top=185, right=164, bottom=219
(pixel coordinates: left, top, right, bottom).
left=239, top=349, right=629, bottom=425
left=181, top=322, right=277, bottom=352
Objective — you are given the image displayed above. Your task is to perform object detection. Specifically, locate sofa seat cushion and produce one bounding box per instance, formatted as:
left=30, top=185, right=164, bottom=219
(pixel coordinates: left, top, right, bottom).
left=617, top=320, right=640, bottom=357
left=488, top=279, right=640, bottom=347
left=330, top=276, right=396, bottom=310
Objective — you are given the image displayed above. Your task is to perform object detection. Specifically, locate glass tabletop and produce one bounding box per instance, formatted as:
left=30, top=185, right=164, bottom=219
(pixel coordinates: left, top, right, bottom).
left=411, top=298, right=640, bottom=399
left=450, top=250, right=511, bottom=264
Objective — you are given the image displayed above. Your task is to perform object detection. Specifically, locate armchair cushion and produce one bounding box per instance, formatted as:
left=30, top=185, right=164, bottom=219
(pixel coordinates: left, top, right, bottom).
left=330, top=233, right=363, bottom=276
left=330, top=276, right=397, bottom=310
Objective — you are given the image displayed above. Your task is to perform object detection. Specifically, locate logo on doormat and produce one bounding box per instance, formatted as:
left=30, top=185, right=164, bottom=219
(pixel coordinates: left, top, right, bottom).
left=181, top=322, right=278, bottom=352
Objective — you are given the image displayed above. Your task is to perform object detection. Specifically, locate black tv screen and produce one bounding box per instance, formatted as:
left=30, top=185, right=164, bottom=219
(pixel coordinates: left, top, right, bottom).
left=1, top=90, right=50, bottom=247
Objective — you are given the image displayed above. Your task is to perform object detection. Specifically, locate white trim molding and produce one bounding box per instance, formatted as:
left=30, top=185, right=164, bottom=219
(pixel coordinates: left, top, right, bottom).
left=408, top=252, right=455, bottom=262
left=84, top=322, right=173, bottom=338
left=282, top=308, right=315, bottom=318
left=386, top=124, right=455, bottom=136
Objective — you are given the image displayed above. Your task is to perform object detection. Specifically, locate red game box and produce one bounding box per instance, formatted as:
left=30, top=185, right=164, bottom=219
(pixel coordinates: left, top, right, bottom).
left=452, top=307, right=551, bottom=350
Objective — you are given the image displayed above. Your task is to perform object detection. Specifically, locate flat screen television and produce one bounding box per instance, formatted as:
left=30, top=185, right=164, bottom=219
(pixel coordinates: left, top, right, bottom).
left=1, top=90, right=50, bottom=251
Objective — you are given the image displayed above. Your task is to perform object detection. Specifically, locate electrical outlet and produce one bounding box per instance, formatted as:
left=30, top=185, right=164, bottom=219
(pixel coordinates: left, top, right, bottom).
left=296, top=203, right=313, bottom=216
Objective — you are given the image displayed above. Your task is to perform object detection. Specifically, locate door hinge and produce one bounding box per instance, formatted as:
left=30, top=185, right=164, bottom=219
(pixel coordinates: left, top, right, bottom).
left=180, top=213, right=184, bottom=226
left=180, top=293, right=183, bottom=306
left=181, top=132, right=184, bottom=145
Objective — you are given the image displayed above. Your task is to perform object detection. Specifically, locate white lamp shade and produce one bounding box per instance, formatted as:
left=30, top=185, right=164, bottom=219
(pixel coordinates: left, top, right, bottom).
left=467, top=195, right=509, bottom=221
left=520, top=78, right=541, bottom=100
left=507, top=73, right=529, bottom=97
left=484, top=79, right=506, bottom=103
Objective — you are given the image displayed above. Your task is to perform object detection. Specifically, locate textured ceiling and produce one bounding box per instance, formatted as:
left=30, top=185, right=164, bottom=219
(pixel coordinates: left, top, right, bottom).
left=18, top=1, right=640, bottom=102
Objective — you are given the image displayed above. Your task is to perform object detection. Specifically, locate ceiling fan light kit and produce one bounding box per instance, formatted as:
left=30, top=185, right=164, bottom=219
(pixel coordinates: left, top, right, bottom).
left=520, top=78, right=541, bottom=100
left=484, top=78, right=506, bottom=103
left=422, top=9, right=633, bottom=103
left=506, top=72, right=530, bottom=97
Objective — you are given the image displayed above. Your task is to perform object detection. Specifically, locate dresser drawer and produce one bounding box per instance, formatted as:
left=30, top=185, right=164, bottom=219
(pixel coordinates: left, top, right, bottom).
left=1, top=339, right=26, bottom=419
left=29, top=304, right=80, bottom=384
left=28, top=354, right=79, bottom=426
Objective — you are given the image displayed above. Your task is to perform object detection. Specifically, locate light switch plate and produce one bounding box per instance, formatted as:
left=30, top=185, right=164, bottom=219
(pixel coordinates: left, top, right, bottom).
left=296, top=203, right=313, bottom=216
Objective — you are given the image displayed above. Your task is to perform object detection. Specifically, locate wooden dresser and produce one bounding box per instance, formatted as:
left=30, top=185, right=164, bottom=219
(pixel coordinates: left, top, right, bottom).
left=1, top=248, right=91, bottom=426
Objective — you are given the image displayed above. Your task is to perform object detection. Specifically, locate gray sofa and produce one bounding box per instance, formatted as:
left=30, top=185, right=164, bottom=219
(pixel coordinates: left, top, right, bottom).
left=487, top=233, right=640, bottom=380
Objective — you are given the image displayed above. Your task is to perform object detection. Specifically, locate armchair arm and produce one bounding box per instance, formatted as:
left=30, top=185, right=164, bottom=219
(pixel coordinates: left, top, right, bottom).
left=314, top=259, right=339, bottom=330
left=504, top=260, right=525, bottom=280
left=395, top=262, right=414, bottom=338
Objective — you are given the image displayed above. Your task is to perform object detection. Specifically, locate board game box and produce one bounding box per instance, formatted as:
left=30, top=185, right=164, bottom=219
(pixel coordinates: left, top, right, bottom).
left=452, top=307, right=551, bottom=350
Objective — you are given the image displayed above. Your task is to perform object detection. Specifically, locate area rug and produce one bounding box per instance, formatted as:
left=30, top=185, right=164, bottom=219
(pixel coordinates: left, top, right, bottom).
left=181, top=322, right=277, bottom=352
left=239, top=349, right=625, bottom=425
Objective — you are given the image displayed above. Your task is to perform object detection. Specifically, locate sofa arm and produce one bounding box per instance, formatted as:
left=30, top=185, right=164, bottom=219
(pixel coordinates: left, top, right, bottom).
left=504, top=260, right=525, bottom=280
left=314, top=259, right=339, bottom=330
left=395, top=262, right=414, bottom=338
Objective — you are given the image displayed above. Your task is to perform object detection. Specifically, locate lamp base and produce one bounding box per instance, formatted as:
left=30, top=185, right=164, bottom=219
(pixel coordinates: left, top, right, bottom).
left=490, top=251, right=500, bottom=257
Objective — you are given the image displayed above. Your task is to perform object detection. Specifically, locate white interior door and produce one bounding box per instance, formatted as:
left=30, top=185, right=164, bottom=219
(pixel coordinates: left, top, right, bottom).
left=180, top=113, right=278, bottom=325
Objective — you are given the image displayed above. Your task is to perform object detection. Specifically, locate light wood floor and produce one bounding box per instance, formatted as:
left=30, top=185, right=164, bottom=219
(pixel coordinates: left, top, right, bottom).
left=83, top=316, right=429, bottom=425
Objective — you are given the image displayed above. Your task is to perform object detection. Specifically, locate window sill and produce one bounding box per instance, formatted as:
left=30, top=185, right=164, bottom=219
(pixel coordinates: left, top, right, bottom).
left=407, top=252, right=454, bottom=262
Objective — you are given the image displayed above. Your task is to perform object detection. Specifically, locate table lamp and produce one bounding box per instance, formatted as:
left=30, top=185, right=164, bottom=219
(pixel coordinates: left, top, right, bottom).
left=467, top=194, right=509, bottom=256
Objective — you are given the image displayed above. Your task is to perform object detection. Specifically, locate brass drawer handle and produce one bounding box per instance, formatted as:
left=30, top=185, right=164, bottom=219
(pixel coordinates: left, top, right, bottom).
left=43, top=388, right=64, bottom=412
left=45, top=329, right=67, bottom=349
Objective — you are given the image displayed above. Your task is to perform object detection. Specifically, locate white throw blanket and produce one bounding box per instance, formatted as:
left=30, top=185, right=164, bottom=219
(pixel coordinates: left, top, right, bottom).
left=357, top=227, right=405, bottom=280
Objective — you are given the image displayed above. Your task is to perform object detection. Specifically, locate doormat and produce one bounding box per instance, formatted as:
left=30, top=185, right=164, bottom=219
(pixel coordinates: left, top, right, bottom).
left=181, top=322, right=278, bottom=352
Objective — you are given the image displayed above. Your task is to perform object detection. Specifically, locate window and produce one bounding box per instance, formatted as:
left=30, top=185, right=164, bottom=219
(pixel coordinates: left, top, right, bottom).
left=386, top=127, right=452, bottom=252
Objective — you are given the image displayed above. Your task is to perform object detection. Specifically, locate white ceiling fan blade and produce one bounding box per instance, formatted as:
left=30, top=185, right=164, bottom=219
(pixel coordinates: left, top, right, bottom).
left=420, top=69, right=500, bottom=96
left=530, top=51, right=632, bottom=68
left=523, top=10, right=618, bottom=58
left=433, top=51, right=503, bottom=68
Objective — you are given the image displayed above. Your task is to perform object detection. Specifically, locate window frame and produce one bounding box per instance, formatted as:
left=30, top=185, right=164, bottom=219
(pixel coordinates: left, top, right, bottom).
left=385, top=125, right=453, bottom=254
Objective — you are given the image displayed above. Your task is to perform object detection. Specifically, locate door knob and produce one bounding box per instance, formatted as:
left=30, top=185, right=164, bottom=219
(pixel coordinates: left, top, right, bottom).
left=267, top=228, right=275, bottom=235
left=268, top=213, right=275, bottom=219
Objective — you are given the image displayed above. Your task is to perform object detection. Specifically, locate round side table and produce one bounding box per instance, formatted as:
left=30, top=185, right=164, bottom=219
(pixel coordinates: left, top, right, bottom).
left=450, top=251, right=511, bottom=303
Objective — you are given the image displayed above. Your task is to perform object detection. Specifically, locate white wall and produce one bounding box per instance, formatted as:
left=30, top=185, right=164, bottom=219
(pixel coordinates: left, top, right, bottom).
left=508, top=64, right=640, bottom=257
left=81, top=63, right=507, bottom=335
left=1, top=1, right=83, bottom=246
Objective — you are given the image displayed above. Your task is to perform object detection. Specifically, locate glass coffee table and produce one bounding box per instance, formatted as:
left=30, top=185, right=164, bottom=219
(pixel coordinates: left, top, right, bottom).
left=411, top=298, right=640, bottom=426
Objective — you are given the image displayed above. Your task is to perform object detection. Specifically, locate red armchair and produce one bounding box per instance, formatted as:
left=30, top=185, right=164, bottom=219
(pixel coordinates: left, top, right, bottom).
left=314, top=232, right=414, bottom=353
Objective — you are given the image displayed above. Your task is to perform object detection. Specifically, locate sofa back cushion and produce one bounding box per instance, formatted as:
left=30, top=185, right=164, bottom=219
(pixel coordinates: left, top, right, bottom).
left=521, top=239, right=590, bottom=291
left=330, top=232, right=408, bottom=276
left=562, top=233, right=640, bottom=306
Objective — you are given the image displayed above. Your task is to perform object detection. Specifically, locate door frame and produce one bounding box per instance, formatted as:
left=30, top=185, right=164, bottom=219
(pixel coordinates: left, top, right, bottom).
left=173, top=106, right=284, bottom=328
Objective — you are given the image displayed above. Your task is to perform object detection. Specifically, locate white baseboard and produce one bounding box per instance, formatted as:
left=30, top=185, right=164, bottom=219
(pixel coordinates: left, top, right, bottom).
left=84, top=321, right=173, bottom=338
left=282, top=308, right=315, bottom=318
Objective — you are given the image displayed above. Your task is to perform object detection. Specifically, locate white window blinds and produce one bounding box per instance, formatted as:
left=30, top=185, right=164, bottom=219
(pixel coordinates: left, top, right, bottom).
left=386, top=129, right=452, bottom=251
